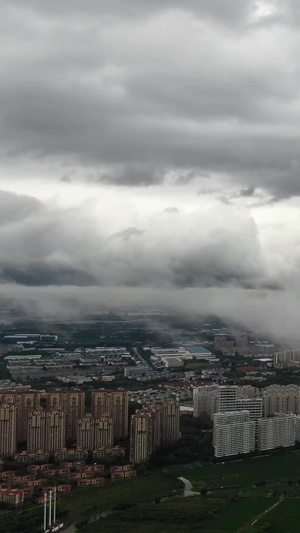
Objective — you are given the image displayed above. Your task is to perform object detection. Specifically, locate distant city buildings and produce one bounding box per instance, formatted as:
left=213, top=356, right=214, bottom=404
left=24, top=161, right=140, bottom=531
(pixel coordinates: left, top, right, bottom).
left=213, top=333, right=274, bottom=357
left=0, top=388, right=129, bottom=458
left=274, top=350, right=300, bottom=367
left=149, top=346, right=218, bottom=369
left=213, top=411, right=256, bottom=458
left=195, top=385, right=300, bottom=458
left=262, top=385, right=300, bottom=416
left=130, top=397, right=180, bottom=463
left=91, top=389, right=129, bottom=440
left=0, top=403, right=17, bottom=457
left=258, top=415, right=296, bottom=451
left=46, top=390, right=85, bottom=441
left=27, top=408, right=66, bottom=453
left=77, top=414, right=114, bottom=449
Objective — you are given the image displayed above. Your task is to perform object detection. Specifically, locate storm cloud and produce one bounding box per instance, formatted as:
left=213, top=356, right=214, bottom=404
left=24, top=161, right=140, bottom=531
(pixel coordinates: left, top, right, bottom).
left=1, top=1, right=300, bottom=197
left=1, top=2, right=300, bottom=339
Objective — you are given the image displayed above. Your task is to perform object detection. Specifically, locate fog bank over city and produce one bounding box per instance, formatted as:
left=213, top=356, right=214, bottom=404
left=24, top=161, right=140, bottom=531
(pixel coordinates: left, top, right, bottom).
left=0, top=283, right=299, bottom=346
left=1, top=1, right=300, bottom=343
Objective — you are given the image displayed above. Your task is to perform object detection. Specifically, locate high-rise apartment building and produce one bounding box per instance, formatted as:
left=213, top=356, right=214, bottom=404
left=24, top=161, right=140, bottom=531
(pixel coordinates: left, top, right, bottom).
left=0, top=391, right=42, bottom=442
left=236, top=398, right=263, bottom=421
left=144, top=403, right=163, bottom=449
left=258, top=415, right=296, bottom=451
left=77, top=413, right=94, bottom=449
left=0, top=403, right=17, bottom=457
left=130, top=409, right=153, bottom=464
left=193, top=386, right=218, bottom=419
left=161, top=398, right=180, bottom=445
left=237, top=385, right=259, bottom=399
left=92, top=389, right=128, bottom=440
left=129, top=398, right=180, bottom=464
left=46, top=390, right=85, bottom=441
left=93, top=415, right=114, bottom=448
left=274, top=350, right=300, bottom=367
left=235, top=334, right=249, bottom=355
left=213, top=410, right=255, bottom=458
left=77, top=414, right=114, bottom=449
left=193, top=386, right=262, bottom=420
left=262, top=385, right=300, bottom=416
left=45, top=408, right=66, bottom=453
left=27, top=408, right=45, bottom=452
left=27, top=408, right=66, bottom=452
left=217, top=386, right=238, bottom=413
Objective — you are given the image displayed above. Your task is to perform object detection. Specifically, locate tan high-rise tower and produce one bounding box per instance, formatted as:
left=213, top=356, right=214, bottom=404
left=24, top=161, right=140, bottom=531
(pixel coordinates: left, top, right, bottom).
left=161, top=398, right=180, bottom=445
left=92, top=389, right=128, bottom=440
left=77, top=414, right=114, bottom=449
left=129, top=409, right=153, bottom=464
left=77, top=413, right=93, bottom=449
left=0, top=403, right=17, bottom=457
left=129, top=398, right=180, bottom=464
left=27, top=408, right=66, bottom=452
left=46, top=390, right=85, bottom=441
left=0, top=390, right=41, bottom=442
left=94, top=415, right=114, bottom=448
left=144, top=403, right=163, bottom=449
left=45, top=408, right=66, bottom=452
left=27, top=408, right=46, bottom=452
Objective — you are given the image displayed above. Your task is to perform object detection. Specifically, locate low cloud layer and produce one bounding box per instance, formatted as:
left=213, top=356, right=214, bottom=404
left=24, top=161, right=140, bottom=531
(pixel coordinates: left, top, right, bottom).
left=0, top=187, right=298, bottom=293
left=1, top=2, right=300, bottom=341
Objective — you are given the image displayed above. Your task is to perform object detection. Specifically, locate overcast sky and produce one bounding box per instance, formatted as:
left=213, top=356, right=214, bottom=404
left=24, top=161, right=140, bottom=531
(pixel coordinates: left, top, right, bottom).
left=2, top=1, right=300, bottom=340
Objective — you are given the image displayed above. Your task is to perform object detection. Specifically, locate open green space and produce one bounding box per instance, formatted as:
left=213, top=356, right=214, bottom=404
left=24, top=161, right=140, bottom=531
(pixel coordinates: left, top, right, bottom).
left=200, top=497, right=277, bottom=532
left=166, top=451, right=300, bottom=488
left=78, top=496, right=227, bottom=533
left=79, top=519, right=190, bottom=532
left=255, top=498, right=300, bottom=533
left=77, top=452, right=300, bottom=533
left=58, top=473, right=180, bottom=526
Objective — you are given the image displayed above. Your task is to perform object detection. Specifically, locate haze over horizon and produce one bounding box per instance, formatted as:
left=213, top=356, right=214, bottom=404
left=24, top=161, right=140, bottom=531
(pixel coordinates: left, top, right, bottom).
left=1, top=1, right=300, bottom=342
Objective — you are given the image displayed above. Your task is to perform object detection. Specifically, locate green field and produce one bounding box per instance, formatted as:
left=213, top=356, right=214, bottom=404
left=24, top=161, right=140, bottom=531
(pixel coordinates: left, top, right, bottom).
left=58, top=473, right=179, bottom=526
left=200, top=497, right=277, bottom=532
left=78, top=496, right=227, bottom=533
left=167, top=452, right=300, bottom=489
left=255, top=498, right=300, bottom=533
left=71, top=452, right=300, bottom=533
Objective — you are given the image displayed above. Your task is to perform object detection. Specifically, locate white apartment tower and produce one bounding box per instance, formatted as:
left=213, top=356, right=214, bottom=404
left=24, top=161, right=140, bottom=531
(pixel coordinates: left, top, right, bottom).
left=236, top=398, right=263, bottom=421
left=258, top=415, right=296, bottom=451
left=193, top=386, right=218, bottom=419
left=213, top=410, right=255, bottom=458
left=217, top=386, right=238, bottom=413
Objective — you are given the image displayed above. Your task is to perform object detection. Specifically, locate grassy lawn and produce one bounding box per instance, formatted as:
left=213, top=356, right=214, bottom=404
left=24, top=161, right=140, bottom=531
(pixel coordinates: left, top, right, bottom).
left=78, top=494, right=300, bottom=533
left=80, top=519, right=191, bottom=532
left=57, top=473, right=179, bottom=525
left=167, top=452, right=300, bottom=488
left=78, top=496, right=227, bottom=533
left=255, top=498, right=300, bottom=533
left=199, top=497, right=277, bottom=532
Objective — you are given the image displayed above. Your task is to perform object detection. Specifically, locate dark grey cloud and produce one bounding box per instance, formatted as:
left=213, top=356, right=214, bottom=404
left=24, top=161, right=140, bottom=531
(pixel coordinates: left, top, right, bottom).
left=239, top=185, right=256, bottom=197
left=0, top=190, right=42, bottom=224
left=1, top=1, right=300, bottom=198
left=2, top=1, right=253, bottom=26
left=111, top=227, right=144, bottom=241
